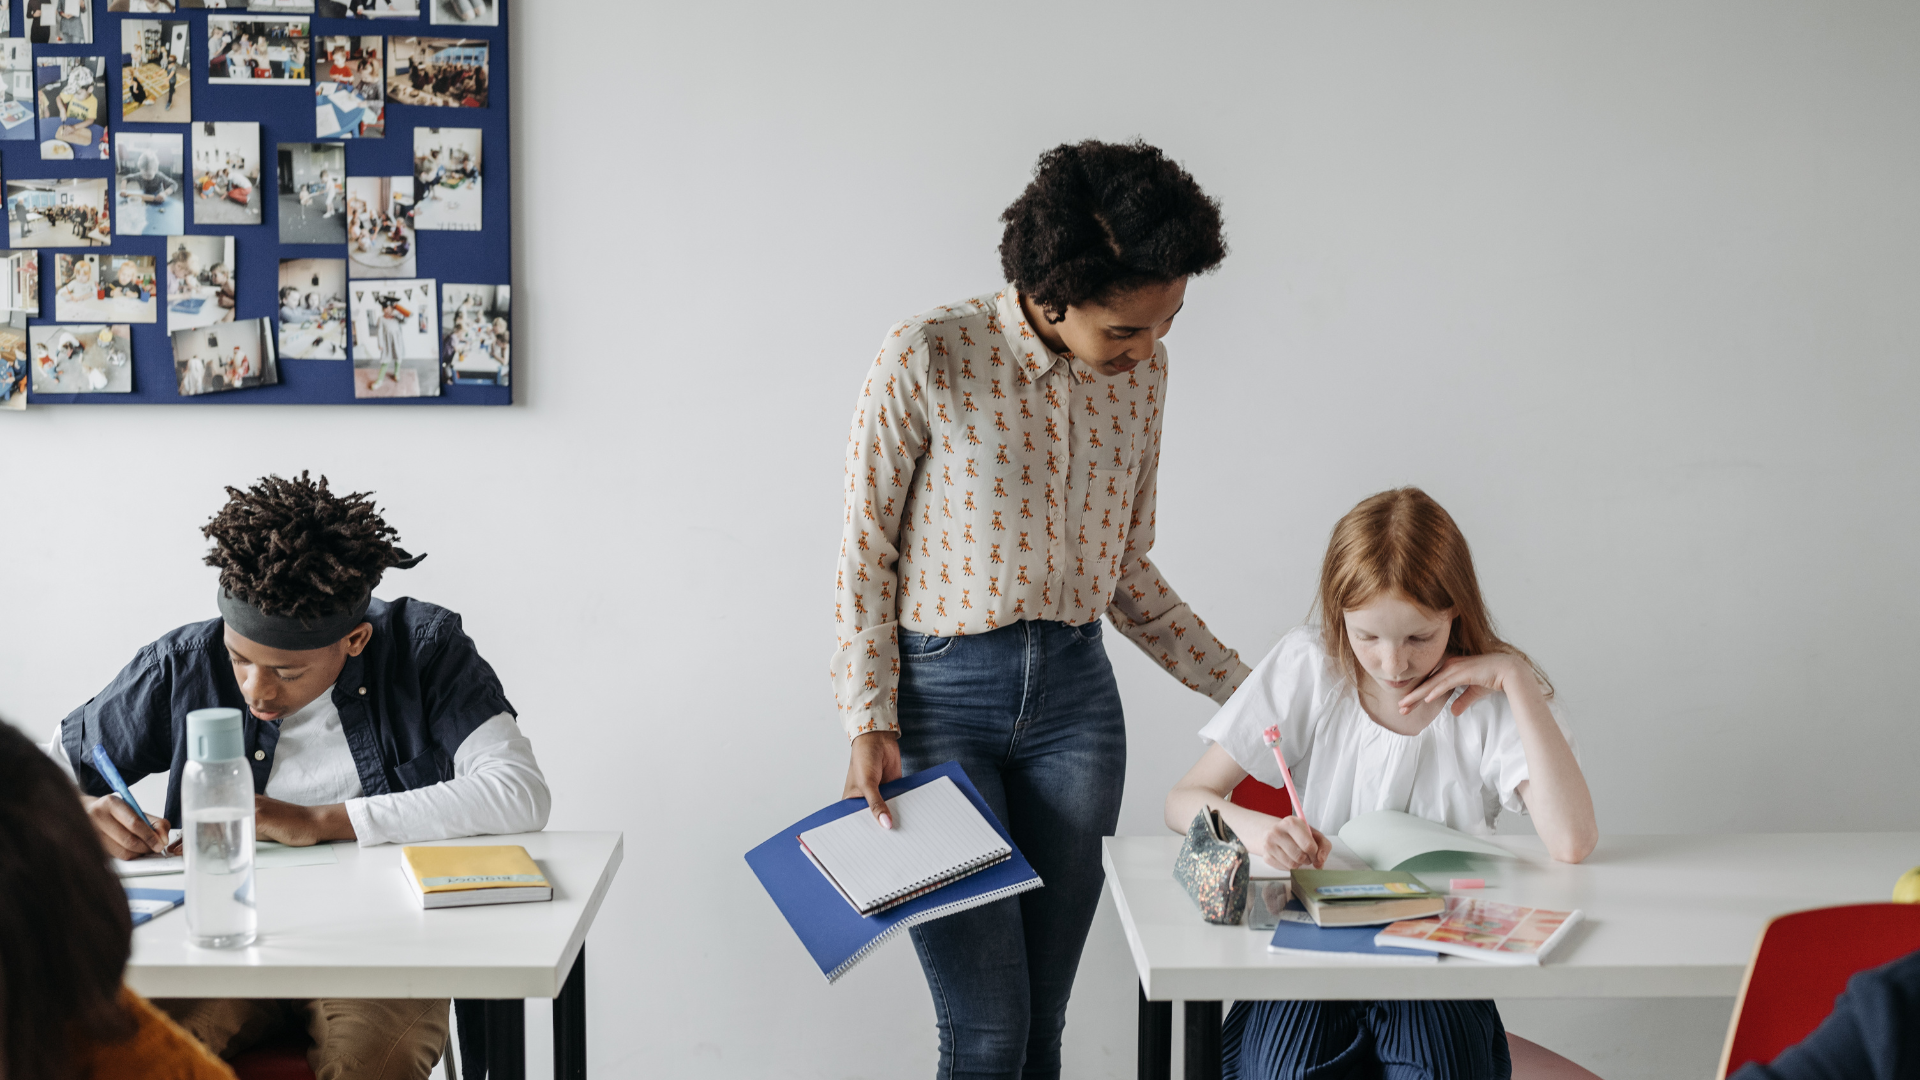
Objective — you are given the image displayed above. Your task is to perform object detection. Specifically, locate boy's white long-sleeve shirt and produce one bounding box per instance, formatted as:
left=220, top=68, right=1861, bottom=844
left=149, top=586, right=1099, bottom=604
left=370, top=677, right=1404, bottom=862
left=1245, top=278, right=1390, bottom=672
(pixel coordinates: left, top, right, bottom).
left=46, top=698, right=549, bottom=847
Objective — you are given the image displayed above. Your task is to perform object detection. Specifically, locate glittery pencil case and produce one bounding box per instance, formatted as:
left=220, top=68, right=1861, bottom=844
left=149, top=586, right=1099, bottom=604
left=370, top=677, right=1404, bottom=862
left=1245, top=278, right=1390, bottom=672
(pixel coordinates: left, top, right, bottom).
left=1173, top=807, right=1250, bottom=925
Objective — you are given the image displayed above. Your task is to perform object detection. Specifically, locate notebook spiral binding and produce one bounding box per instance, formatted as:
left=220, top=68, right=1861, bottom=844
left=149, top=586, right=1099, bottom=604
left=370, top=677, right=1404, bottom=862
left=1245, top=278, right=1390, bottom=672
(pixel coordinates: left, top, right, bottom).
left=825, top=873, right=1045, bottom=984
left=866, top=851, right=1011, bottom=914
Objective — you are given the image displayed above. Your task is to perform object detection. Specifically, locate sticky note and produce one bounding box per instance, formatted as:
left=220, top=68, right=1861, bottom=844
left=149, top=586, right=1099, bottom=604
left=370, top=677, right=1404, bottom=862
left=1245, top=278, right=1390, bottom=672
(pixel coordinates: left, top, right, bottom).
left=1449, top=878, right=1485, bottom=890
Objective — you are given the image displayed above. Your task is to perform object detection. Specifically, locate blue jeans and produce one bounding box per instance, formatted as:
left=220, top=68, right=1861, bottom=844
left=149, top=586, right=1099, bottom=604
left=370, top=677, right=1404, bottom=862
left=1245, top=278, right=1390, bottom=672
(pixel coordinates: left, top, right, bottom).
left=897, top=618, right=1127, bottom=1080
left=1223, top=1000, right=1510, bottom=1080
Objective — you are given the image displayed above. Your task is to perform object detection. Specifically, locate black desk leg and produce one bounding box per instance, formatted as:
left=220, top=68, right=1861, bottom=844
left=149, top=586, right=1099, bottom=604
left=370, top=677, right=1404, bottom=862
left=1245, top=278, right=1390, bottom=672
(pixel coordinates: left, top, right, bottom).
left=1183, top=1000, right=1222, bottom=1080
left=1138, top=983, right=1171, bottom=1080
left=554, top=947, right=587, bottom=1080
left=485, top=1000, right=526, bottom=1080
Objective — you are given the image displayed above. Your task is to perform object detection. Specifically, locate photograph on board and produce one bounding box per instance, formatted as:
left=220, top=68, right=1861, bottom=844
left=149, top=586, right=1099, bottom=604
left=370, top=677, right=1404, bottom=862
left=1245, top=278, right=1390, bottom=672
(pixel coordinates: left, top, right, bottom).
left=277, top=142, right=347, bottom=244
left=430, top=0, right=496, bottom=26
left=7, top=179, right=111, bottom=248
left=249, top=0, right=317, bottom=11
left=56, top=253, right=157, bottom=324
left=166, top=235, right=236, bottom=333
left=192, top=121, right=262, bottom=227
left=278, top=257, right=348, bottom=359
left=413, top=128, right=481, bottom=231
left=110, top=2, right=178, bottom=11
left=117, top=131, right=186, bottom=236
left=351, top=278, right=439, bottom=398
left=31, top=0, right=93, bottom=44
left=347, top=177, right=415, bottom=279
left=442, top=284, right=508, bottom=386
left=0, top=42, right=34, bottom=140
left=29, top=324, right=131, bottom=394
left=36, top=57, right=109, bottom=161
left=207, top=16, right=311, bottom=85
left=0, top=251, right=41, bottom=318
left=1, top=329, right=25, bottom=411
left=316, top=36, right=386, bottom=138
left=387, top=37, right=488, bottom=108
left=122, top=19, right=191, bottom=123
left=318, top=0, right=421, bottom=18
left=172, top=318, right=278, bottom=397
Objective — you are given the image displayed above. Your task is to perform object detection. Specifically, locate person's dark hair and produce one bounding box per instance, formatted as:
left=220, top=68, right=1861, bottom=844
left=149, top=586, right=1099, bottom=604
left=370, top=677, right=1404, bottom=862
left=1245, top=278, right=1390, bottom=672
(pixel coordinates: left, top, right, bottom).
left=202, top=471, right=405, bottom=620
left=998, top=139, right=1227, bottom=323
left=0, top=718, right=136, bottom=1080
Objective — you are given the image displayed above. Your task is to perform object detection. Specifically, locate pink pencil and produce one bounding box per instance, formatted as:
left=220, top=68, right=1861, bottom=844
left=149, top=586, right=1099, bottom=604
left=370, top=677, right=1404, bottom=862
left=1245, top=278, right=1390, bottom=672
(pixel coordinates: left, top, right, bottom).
left=1261, top=725, right=1307, bottom=827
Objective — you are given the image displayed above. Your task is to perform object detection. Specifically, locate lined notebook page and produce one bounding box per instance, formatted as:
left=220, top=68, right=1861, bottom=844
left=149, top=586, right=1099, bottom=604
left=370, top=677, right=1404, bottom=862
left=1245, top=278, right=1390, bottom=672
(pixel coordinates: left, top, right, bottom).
left=799, top=777, right=1011, bottom=915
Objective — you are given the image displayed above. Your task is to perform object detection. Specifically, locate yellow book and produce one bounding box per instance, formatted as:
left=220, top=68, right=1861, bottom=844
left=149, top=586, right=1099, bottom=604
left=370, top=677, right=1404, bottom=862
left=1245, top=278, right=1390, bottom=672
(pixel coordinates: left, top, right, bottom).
left=400, top=845, right=553, bottom=909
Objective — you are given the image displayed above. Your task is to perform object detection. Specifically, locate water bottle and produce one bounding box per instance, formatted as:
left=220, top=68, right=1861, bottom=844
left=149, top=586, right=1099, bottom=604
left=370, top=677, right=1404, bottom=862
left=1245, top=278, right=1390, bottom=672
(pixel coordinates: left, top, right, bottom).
left=183, top=707, right=256, bottom=949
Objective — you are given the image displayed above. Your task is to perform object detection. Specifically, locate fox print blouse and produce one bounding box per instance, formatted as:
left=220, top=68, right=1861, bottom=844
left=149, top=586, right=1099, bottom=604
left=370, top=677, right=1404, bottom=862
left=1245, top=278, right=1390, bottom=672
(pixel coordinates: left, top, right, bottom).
left=832, top=286, right=1250, bottom=738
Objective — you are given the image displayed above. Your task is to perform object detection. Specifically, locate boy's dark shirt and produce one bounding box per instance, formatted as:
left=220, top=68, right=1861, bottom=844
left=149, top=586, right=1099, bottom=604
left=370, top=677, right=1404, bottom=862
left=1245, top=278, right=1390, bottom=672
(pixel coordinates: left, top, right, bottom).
left=60, top=596, right=514, bottom=823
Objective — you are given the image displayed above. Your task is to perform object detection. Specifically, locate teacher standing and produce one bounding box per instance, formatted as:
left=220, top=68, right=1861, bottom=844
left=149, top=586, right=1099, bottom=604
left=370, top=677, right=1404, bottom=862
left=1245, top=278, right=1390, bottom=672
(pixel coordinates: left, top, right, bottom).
left=833, top=140, right=1252, bottom=1079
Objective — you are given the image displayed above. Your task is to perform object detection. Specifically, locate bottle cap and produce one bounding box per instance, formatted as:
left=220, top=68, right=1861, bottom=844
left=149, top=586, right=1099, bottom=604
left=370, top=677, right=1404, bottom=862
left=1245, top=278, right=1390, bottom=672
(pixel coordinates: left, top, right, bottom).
left=186, top=708, right=244, bottom=763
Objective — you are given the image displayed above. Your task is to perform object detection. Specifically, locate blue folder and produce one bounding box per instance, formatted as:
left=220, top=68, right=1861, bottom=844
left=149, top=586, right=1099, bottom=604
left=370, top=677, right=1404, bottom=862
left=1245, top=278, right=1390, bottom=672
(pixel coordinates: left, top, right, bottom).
left=126, top=886, right=185, bottom=928
left=746, top=760, right=1043, bottom=983
left=1269, top=900, right=1435, bottom=959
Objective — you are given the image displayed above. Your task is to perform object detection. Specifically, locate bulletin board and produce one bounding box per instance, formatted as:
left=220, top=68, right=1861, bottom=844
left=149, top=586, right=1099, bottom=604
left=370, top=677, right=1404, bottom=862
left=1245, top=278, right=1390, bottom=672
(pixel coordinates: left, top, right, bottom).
left=4, top=0, right=511, bottom=407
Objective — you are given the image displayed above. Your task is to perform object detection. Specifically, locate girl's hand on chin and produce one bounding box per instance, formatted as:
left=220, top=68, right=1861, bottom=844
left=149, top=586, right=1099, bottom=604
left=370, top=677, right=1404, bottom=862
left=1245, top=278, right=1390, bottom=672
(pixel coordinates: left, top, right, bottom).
left=1398, top=654, right=1530, bottom=716
left=1256, top=816, right=1330, bottom=871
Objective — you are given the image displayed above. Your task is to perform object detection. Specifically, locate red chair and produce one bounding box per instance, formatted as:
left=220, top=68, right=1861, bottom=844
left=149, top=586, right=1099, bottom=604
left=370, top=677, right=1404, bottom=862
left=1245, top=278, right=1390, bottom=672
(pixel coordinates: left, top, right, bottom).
left=1717, top=902, right=1920, bottom=1078
left=1229, top=775, right=1291, bottom=820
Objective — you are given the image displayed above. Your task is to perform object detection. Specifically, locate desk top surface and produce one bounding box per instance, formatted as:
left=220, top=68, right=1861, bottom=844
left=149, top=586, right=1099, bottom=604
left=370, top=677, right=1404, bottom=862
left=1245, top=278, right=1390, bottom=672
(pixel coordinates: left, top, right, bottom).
left=1105, top=831, right=1919, bottom=1001
left=127, top=831, right=623, bottom=1000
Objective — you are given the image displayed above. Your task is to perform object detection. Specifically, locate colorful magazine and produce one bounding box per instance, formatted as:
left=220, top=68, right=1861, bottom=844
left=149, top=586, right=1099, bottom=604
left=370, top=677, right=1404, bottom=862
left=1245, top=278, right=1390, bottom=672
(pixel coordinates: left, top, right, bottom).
left=1374, top=897, right=1583, bottom=965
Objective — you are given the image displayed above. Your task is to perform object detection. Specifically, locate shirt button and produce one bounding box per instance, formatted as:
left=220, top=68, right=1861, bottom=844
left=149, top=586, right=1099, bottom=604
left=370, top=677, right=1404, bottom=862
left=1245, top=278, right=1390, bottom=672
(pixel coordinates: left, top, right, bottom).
left=254, top=750, right=265, bottom=760
left=358, top=687, right=367, bottom=695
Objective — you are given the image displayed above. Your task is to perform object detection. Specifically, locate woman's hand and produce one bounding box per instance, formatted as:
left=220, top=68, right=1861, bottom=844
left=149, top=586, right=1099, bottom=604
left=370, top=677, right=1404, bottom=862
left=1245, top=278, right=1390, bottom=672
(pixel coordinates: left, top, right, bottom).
left=842, top=730, right=903, bottom=829
left=1248, top=815, right=1331, bottom=871
left=1398, top=653, right=1534, bottom=716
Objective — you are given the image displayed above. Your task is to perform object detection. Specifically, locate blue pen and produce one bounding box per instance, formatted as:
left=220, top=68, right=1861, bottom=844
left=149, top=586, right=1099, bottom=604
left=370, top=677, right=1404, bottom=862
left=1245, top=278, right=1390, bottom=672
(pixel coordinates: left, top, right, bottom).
left=89, top=745, right=163, bottom=851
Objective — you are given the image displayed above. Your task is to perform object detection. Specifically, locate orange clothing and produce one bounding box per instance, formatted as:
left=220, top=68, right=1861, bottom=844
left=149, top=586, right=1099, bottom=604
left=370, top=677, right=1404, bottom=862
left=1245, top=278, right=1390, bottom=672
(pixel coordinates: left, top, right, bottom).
left=83, top=988, right=239, bottom=1080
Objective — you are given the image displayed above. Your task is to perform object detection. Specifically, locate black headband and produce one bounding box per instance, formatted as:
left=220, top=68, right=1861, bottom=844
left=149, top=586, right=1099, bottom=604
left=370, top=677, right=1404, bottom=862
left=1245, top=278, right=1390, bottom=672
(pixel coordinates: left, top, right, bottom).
left=215, top=550, right=426, bottom=651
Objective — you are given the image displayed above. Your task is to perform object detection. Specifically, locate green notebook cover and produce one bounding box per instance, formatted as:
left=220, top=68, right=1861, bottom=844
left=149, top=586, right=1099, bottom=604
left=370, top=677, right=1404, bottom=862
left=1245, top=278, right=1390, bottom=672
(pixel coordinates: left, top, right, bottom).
left=1291, top=869, right=1435, bottom=902
left=1290, top=869, right=1445, bottom=926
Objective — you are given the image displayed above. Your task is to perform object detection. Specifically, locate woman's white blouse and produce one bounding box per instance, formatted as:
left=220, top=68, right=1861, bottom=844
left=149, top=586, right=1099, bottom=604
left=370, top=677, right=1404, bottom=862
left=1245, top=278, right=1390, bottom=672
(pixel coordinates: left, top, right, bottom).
left=1197, top=626, right=1577, bottom=837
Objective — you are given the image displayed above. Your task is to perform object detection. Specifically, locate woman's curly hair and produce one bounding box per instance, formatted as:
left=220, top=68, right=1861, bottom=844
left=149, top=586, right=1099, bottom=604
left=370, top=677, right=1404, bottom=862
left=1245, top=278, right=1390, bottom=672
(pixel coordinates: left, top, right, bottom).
left=202, top=472, right=406, bottom=619
left=999, top=140, right=1227, bottom=323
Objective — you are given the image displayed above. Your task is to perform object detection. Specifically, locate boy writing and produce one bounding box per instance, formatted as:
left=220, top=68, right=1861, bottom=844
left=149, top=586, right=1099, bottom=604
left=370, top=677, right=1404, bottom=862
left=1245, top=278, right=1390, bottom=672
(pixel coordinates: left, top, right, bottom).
left=47, top=472, right=549, bottom=1080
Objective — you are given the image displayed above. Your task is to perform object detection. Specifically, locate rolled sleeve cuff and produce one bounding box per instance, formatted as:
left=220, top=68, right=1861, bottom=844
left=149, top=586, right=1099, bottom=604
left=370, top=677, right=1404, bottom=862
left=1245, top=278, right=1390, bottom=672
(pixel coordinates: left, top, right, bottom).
left=343, top=796, right=383, bottom=847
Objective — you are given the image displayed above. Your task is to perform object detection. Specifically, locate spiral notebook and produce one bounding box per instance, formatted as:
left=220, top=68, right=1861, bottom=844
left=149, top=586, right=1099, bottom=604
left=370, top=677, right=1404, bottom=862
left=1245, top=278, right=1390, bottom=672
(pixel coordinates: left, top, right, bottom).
left=747, top=761, right=1044, bottom=983
left=798, top=776, right=1011, bottom=916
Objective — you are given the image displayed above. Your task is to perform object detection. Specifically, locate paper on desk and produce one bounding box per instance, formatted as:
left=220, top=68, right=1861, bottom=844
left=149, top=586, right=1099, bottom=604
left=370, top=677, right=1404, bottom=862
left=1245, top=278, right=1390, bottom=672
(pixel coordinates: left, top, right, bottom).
left=1248, top=844, right=1371, bottom=879
left=1338, top=811, right=1515, bottom=872
left=114, top=841, right=342, bottom=878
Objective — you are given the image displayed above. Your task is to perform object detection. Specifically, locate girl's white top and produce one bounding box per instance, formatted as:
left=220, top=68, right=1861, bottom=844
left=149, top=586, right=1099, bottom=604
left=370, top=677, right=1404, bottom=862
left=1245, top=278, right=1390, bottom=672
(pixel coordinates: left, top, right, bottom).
left=1198, top=626, right=1576, bottom=837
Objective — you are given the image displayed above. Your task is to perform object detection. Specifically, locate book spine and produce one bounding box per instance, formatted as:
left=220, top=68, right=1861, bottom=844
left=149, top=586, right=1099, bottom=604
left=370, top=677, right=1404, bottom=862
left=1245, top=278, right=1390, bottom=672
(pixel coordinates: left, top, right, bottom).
left=823, top=875, right=1045, bottom=984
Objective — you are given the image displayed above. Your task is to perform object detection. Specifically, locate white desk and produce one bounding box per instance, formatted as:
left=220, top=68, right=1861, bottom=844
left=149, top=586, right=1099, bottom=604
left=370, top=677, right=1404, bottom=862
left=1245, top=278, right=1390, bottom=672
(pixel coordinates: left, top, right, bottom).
left=1104, top=832, right=1920, bottom=1080
left=128, top=831, right=623, bottom=1080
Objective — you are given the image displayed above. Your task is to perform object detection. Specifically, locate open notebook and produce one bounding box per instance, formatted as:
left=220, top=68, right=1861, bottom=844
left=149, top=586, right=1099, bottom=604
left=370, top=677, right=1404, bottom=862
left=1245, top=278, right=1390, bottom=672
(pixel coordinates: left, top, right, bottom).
left=799, top=776, right=1010, bottom=916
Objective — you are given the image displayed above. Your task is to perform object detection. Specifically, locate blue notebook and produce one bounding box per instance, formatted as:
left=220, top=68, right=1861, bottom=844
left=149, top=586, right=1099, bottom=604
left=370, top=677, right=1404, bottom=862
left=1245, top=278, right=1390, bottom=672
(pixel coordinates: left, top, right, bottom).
left=746, top=761, right=1043, bottom=983
left=126, top=886, right=185, bottom=928
left=1269, top=901, right=1437, bottom=962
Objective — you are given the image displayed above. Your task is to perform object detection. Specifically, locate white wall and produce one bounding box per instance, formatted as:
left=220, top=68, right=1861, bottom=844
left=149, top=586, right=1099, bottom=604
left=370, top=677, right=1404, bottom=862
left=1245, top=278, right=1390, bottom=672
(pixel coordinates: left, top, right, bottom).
left=4, top=2, right=1918, bottom=1076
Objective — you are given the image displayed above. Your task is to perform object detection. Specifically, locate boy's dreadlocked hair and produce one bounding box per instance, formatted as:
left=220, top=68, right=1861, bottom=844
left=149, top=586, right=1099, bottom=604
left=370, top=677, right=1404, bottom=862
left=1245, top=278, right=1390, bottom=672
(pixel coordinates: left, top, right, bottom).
left=202, top=472, right=405, bottom=620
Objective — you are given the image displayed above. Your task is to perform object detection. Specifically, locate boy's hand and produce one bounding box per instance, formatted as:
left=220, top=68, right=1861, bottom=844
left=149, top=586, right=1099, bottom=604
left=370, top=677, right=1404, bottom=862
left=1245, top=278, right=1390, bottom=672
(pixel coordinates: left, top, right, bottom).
left=1398, top=654, right=1532, bottom=716
left=253, top=795, right=355, bottom=847
left=85, top=793, right=170, bottom=860
left=1252, top=815, right=1330, bottom=871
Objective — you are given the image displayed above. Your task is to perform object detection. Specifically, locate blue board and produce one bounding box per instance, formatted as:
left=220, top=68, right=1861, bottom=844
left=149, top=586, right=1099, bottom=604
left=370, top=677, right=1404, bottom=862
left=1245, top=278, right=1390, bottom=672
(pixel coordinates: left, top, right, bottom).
left=18, top=0, right=511, bottom=405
